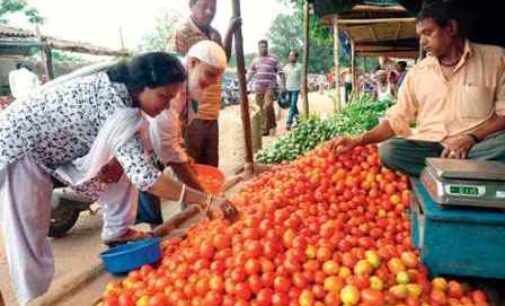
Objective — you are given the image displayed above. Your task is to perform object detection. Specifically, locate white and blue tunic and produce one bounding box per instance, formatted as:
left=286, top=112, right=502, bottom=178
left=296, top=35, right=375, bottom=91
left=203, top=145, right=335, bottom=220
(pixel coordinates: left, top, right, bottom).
left=0, top=72, right=161, bottom=192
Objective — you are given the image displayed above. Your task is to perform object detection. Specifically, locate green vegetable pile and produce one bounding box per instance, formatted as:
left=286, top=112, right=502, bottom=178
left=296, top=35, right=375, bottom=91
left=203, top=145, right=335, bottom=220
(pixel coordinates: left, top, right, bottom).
left=255, top=95, right=392, bottom=164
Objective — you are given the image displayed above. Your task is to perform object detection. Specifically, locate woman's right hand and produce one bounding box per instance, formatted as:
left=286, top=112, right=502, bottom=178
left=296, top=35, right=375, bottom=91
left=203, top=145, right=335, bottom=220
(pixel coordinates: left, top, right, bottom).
left=206, top=197, right=239, bottom=221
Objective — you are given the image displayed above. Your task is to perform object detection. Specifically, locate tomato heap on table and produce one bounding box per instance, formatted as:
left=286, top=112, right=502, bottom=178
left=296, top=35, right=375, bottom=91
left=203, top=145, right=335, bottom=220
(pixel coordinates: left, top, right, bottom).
left=102, top=145, right=489, bottom=306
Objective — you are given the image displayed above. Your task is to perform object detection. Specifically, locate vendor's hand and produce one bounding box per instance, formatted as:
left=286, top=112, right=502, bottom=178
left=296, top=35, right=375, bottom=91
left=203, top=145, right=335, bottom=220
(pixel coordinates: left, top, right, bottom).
left=441, top=135, right=476, bottom=159
left=99, top=159, right=124, bottom=184
left=325, top=135, right=363, bottom=156
left=207, top=197, right=239, bottom=221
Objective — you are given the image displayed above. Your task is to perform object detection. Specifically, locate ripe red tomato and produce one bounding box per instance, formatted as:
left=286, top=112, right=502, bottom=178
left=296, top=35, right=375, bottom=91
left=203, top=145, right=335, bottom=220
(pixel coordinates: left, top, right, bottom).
left=273, top=276, right=291, bottom=293
left=272, top=292, right=289, bottom=306
left=234, top=282, right=252, bottom=300
left=257, top=288, right=274, bottom=306
left=361, top=289, right=385, bottom=306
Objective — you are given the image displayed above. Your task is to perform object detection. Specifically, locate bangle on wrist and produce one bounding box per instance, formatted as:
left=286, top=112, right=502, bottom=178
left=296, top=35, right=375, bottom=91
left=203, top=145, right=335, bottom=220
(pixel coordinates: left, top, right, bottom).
left=178, top=184, right=187, bottom=204
left=204, top=194, right=213, bottom=212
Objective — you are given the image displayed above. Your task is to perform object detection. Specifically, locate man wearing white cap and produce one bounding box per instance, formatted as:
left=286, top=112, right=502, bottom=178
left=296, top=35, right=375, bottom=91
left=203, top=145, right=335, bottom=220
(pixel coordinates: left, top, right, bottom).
left=131, top=40, right=227, bottom=234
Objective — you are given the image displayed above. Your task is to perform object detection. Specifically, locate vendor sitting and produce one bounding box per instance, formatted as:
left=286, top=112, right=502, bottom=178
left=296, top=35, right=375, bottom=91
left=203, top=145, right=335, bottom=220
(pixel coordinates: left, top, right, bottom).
left=328, top=2, right=505, bottom=177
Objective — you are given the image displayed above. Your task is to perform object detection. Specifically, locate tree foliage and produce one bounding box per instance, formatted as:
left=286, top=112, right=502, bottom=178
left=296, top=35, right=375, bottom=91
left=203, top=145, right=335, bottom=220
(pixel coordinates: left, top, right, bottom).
left=271, top=0, right=379, bottom=73
left=0, top=0, right=44, bottom=24
left=138, top=12, right=182, bottom=52
left=267, top=12, right=348, bottom=73
left=51, top=50, right=85, bottom=63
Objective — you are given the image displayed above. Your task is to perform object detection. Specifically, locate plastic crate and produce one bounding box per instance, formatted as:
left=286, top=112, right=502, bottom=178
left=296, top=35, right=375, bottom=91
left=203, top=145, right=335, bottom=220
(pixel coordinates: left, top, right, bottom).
left=410, top=179, right=505, bottom=279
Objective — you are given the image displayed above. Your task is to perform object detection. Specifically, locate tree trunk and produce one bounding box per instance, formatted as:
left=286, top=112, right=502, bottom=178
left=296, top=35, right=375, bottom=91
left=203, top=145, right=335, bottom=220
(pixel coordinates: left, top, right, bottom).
left=36, top=26, right=54, bottom=79
left=231, top=0, right=254, bottom=176
left=42, top=45, right=54, bottom=79
left=301, top=0, right=310, bottom=116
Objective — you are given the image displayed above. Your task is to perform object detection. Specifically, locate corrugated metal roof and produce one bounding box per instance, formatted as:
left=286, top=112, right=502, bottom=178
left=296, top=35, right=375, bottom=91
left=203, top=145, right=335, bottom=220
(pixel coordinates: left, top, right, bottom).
left=0, top=25, right=35, bottom=38
left=0, top=25, right=128, bottom=56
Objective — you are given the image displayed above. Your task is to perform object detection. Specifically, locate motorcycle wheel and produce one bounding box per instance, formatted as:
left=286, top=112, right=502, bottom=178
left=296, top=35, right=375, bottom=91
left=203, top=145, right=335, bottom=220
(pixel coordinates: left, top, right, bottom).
left=48, top=205, right=80, bottom=238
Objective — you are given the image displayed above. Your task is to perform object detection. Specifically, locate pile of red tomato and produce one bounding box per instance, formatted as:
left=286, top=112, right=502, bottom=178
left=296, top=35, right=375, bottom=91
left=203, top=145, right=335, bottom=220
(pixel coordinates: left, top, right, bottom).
left=101, top=145, right=489, bottom=306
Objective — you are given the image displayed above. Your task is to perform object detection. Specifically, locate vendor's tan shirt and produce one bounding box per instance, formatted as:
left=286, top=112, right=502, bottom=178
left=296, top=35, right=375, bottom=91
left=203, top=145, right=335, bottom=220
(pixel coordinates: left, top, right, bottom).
left=167, top=19, right=223, bottom=121
left=386, top=41, right=505, bottom=142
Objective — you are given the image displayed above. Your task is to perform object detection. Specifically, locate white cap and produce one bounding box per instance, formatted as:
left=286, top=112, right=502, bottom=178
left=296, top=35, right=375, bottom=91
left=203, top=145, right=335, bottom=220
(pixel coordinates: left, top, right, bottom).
left=187, top=40, right=227, bottom=70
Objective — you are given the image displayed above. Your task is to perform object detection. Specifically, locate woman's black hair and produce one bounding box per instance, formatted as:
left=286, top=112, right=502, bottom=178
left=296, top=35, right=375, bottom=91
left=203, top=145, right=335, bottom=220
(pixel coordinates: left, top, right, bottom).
left=106, top=52, right=187, bottom=92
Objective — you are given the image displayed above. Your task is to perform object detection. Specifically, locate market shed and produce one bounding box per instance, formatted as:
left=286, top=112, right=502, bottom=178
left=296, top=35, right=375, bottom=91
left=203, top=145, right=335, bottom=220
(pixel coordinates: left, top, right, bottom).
left=307, top=0, right=505, bottom=104
left=321, top=3, right=419, bottom=58
left=0, top=25, right=129, bottom=78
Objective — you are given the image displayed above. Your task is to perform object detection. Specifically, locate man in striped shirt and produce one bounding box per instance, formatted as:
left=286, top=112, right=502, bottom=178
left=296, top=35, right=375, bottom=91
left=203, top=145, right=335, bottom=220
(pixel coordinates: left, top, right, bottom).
left=248, top=40, right=286, bottom=136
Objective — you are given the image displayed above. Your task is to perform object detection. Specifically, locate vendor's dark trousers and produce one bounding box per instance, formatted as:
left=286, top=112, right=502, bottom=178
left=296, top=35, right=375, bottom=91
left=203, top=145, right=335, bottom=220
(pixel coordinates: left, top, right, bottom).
left=185, top=118, right=219, bottom=167
left=379, top=132, right=505, bottom=177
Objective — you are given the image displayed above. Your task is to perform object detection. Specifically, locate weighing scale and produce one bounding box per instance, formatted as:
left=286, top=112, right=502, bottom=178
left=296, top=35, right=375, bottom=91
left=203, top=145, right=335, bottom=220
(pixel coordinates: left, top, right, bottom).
left=420, top=158, right=505, bottom=209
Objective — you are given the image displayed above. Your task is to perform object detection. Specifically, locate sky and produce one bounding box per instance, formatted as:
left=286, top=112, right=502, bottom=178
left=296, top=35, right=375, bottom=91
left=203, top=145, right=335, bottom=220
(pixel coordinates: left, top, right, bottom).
left=9, top=0, right=289, bottom=54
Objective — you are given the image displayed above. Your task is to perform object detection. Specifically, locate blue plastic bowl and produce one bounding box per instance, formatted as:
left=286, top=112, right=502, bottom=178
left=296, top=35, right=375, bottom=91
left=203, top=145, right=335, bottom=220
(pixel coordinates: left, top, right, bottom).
left=100, top=238, right=161, bottom=274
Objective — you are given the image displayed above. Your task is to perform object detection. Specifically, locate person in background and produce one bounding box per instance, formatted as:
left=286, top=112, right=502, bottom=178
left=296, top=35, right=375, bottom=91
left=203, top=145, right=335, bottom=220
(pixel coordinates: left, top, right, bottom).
left=344, top=68, right=353, bottom=103
left=373, top=69, right=397, bottom=102
left=167, top=0, right=239, bottom=168
left=318, top=71, right=326, bottom=94
left=248, top=40, right=286, bottom=136
left=8, top=63, right=40, bottom=99
left=41, top=74, right=49, bottom=85
left=396, top=61, right=408, bottom=87
left=327, top=1, right=505, bottom=177
left=284, top=50, right=302, bottom=130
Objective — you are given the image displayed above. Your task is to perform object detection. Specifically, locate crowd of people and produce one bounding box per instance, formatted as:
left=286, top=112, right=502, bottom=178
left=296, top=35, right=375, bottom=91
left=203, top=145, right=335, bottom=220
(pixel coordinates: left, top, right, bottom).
left=354, top=60, right=409, bottom=102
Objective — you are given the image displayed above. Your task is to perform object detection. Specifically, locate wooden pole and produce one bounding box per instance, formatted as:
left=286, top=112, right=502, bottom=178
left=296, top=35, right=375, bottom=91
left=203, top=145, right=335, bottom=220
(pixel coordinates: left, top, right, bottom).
left=119, top=26, right=126, bottom=51
left=337, top=17, right=416, bottom=25
left=301, top=0, right=310, bottom=116
left=351, top=39, right=356, bottom=94
left=43, top=45, right=54, bottom=79
left=36, top=26, right=54, bottom=79
left=231, top=0, right=254, bottom=177
left=333, top=15, right=341, bottom=111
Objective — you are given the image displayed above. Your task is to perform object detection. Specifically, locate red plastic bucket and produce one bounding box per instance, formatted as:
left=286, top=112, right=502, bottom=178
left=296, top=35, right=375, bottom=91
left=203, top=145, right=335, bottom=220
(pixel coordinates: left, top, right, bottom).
left=193, top=164, right=225, bottom=195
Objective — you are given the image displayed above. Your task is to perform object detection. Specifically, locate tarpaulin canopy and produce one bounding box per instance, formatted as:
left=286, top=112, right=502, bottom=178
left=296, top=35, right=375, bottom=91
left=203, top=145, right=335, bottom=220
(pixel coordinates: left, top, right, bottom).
left=312, top=0, right=505, bottom=49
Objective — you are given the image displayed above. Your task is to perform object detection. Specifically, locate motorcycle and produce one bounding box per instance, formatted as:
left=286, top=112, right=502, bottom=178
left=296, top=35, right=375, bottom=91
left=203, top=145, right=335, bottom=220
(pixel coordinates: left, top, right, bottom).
left=49, top=180, right=96, bottom=238
left=221, top=81, right=240, bottom=108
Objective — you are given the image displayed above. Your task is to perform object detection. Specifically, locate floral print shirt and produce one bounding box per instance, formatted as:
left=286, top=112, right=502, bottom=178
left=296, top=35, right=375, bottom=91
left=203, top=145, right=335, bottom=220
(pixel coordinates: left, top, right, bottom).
left=0, top=72, right=161, bottom=192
